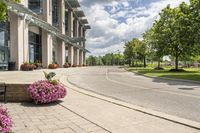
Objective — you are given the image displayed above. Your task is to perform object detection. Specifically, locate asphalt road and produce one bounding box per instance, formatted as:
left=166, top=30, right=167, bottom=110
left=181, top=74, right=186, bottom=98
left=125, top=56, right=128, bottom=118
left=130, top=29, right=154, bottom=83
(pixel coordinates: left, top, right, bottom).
left=67, top=66, right=200, bottom=123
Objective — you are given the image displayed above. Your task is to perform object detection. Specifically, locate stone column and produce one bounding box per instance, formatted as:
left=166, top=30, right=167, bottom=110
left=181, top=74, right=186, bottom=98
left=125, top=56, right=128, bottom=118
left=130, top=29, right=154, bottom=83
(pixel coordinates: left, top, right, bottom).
left=83, top=29, right=86, bottom=64
left=9, top=1, right=29, bottom=70
left=83, top=29, right=86, bottom=48
left=67, top=10, right=74, bottom=65
left=83, top=52, right=86, bottom=65
left=42, top=0, right=53, bottom=68
left=42, top=31, right=53, bottom=68
left=74, top=48, right=79, bottom=66
left=80, top=26, right=84, bottom=47
left=77, top=49, right=80, bottom=65
left=57, top=40, right=65, bottom=67
left=68, top=46, right=74, bottom=65
left=68, top=10, right=73, bottom=37
left=79, top=26, right=84, bottom=65
left=74, top=19, right=80, bottom=65
left=9, top=13, right=24, bottom=70
left=74, top=19, right=79, bottom=38
left=79, top=50, right=83, bottom=65
left=57, top=0, right=66, bottom=67
left=22, top=1, right=29, bottom=64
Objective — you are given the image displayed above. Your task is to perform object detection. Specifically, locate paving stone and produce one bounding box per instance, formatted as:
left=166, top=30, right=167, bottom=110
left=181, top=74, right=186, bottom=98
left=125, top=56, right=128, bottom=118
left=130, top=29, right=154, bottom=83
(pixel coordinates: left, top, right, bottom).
left=53, top=128, right=75, bottom=133
left=4, top=102, right=106, bottom=133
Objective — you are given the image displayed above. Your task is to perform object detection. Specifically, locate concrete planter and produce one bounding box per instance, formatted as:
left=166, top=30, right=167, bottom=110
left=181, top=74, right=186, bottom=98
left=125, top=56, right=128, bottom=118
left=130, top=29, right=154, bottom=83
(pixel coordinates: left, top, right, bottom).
left=0, top=83, right=32, bottom=102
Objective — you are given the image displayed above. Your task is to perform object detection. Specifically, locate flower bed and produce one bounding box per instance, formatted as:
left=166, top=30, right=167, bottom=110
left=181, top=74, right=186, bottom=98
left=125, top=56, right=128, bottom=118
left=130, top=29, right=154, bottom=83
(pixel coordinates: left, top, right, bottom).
left=34, top=62, right=43, bottom=69
left=0, top=106, right=12, bottom=133
left=28, top=80, right=66, bottom=104
left=21, top=63, right=36, bottom=71
left=28, top=72, right=67, bottom=104
left=63, top=63, right=71, bottom=68
left=48, top=63, right=59, bottom=69
left=72, top=64, right=77, bottom=67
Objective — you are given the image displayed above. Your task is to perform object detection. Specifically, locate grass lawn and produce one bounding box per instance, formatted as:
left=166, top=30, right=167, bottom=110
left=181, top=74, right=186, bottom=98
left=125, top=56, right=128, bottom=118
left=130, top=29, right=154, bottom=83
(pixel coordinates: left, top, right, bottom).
left=127, top=67, right=200, bottom=82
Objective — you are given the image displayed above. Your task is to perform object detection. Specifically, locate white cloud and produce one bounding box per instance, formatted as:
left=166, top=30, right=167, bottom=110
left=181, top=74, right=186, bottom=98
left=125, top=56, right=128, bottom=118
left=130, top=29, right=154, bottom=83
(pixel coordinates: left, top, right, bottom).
left=80, top=0, right=190, bottom=56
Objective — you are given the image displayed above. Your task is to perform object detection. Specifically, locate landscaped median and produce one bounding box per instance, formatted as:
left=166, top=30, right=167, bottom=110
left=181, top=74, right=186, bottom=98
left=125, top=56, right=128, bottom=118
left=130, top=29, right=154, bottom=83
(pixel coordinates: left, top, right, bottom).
left=126, top=67, right=200, bottom=82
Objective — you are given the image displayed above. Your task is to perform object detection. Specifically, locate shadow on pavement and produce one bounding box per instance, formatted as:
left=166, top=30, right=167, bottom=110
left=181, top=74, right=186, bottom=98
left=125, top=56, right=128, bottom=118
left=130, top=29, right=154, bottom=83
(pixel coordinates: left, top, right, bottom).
left=152, top=78, right=200, bottom=87
left=20, top=100, right=64, bottom=107
left=178, top=87, right=195, bottom=90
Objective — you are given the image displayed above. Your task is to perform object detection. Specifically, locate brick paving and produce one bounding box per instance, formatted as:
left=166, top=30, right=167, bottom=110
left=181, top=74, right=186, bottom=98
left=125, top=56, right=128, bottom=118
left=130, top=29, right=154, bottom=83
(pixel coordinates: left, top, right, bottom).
left=1, top=102, right=109, bottom=133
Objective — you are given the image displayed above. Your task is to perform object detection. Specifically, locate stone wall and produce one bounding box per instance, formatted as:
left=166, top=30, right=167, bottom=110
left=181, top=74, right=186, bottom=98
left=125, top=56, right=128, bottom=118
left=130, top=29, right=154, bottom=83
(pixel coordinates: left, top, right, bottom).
left=0, top=83, right=32, bottom=102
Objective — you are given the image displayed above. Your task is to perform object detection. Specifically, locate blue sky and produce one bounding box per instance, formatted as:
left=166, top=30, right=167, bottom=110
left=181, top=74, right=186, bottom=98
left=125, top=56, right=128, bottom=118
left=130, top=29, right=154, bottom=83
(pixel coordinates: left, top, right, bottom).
left=79, top=0, right=190, bottom=56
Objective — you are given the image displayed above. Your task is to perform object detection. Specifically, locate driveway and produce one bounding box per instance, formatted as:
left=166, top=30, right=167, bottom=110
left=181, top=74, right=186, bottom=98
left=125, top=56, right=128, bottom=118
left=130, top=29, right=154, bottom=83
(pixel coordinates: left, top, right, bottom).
left=67, top=66, right=200, bottom=123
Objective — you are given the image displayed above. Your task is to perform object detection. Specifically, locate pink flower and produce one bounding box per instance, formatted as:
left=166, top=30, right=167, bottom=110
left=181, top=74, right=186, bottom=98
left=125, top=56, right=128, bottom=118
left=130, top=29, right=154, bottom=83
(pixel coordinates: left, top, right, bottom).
left=0, top=106, right=13, bottom=133
left=28, top=80, right=67, bottom=104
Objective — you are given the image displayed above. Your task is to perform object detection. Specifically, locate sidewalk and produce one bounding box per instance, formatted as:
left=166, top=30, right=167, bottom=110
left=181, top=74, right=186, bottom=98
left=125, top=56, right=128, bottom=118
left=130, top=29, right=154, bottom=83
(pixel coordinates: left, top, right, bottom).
left=60, top=79, right=199, bottom=133
left=4, top=102, right=108, bottom=133
left=3, top=87, right=199, bottom=133
left=0, top=68, right=200, bottom=132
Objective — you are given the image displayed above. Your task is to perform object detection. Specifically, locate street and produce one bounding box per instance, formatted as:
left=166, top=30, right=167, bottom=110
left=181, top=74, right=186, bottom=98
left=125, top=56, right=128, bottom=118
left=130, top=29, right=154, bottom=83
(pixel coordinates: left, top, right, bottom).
left=67, top=66, right=200, bottom=123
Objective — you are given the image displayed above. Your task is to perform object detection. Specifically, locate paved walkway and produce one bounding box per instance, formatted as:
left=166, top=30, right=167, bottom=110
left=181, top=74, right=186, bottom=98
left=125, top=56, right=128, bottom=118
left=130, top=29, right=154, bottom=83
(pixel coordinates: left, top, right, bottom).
left=0, top=67, right=200, bottom=132
left=4, top=102, right=108, bottom=133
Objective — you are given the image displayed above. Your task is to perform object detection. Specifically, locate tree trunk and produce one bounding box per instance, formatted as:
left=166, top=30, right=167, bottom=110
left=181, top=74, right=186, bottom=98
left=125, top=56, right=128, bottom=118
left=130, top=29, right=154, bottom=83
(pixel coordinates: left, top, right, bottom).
left=175, top=53, right=179, bottom=71
left=129, top=58, right=131, bottom=67
left=158, top=58, right=161, bottom=68
left=132, top=60, right=135, bottom=67
left=143, top=56, right=146, bottom=68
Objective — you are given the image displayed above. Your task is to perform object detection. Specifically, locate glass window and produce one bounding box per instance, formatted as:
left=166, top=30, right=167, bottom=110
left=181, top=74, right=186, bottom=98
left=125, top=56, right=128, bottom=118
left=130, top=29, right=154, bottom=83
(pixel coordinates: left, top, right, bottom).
left=28, top=0, right=43, bottom=13
left=0, top=22, right=9, bottom=66
left=0, top=30, right=5, bottom=46
left=52, top=51, right=56, bottom=63
left=65, top=11, right=68, bottom=32
left=29, top=32, right=42, bottom=63
left=73, top=18, right=76, bottom=37
left=0, top=50, right=5, bottom=62
left=52, top=0, right=59, bottom=27
left=79, top=25, right=81, bottom=37
left=29, top=44, right=34, bottom=63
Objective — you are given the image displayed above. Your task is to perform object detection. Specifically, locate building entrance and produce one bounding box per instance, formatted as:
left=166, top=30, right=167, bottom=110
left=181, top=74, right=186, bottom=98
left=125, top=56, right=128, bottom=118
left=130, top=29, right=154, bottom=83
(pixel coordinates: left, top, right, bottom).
left=29, top=31, right=42, bottom=63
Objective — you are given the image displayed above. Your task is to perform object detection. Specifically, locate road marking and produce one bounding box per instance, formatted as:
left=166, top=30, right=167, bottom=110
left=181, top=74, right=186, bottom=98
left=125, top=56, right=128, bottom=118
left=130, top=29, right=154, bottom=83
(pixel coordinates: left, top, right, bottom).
left=155, top=90, right=200, bottom=99
left=106, top=68, right=200, bottom=99
left=106, top=68, right=149, bottom=90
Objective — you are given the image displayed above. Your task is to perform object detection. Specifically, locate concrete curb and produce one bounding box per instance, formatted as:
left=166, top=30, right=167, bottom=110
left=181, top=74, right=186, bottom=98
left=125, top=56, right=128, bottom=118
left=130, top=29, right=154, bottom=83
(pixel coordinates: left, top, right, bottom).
left=124, top=67, right=200, bottom=85
left=59, top=76, right=200, bottom=130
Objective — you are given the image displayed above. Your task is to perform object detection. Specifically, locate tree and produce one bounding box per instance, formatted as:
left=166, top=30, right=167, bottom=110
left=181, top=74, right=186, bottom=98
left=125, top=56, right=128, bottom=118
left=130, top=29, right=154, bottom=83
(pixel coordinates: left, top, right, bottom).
left=0, top=0, right=20, bottom=21
left=0, top=0, right=7, bottom=21
left=102, top=53, right=113, bottom=66
left=190, top=0, right=200, bottom=55
left=113, top=51, right=124, bottom=65
left=124, top=41, right=135, bottom=66
left=152, top=4, right=196, bottom=71
left=134, top=39, right=147, bottom=68
left=148, top=7, right=171, bottom=69
left=143, top=29, right=160, bottom=68
left=168, top=3, right=195, bottom=71
left=87, top=56, right=98, bottom=66
left=124, top=39, right=148, bottom=67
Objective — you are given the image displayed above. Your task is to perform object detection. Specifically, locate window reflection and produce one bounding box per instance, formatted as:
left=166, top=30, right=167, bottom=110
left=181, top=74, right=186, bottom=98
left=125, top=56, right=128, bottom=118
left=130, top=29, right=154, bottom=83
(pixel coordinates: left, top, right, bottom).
left=0, top=22, right=9, bottom=65
left=52, top=0, right=59, bottom=27
left=29, top=32, right=42, bottom=63
left=28, top=0, right=43, bottom=13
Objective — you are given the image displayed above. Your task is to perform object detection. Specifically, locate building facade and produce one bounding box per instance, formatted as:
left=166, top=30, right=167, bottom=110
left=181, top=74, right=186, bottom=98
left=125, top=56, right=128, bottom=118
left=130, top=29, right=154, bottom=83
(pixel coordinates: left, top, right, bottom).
left=0, top=0, right=90, bottom=70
